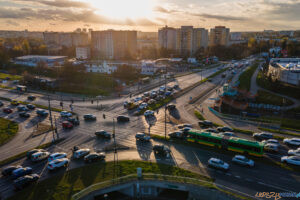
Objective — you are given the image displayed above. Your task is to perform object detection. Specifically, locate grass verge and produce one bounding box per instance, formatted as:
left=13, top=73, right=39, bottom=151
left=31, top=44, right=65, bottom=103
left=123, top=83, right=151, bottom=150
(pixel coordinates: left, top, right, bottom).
left=238, top=63, right=258, bottom=91
left=0, top=118, right=18, bottom=146
left=256, top=90, right=294, bottom=106
left=0, top=73, right=22, bottom=81
left=194, top=110, right=205, bottom=120
left=7, top=160, right=216, bottom=200
left=0, top=138, right=65, bottom=167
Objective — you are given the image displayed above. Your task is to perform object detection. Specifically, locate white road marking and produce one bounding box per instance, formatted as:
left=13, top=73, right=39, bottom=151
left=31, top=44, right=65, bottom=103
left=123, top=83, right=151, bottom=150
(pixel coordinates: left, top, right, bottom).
left=235, top=175, right=241, bottom=179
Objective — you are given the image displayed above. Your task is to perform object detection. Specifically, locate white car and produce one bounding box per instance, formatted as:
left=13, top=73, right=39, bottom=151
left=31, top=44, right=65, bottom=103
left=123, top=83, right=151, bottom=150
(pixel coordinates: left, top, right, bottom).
left=31, top=151, right=50, bottom=162
left=73, top=149, right=90, bottom=159
left=262, top=139, right=280, bottom=146
left=60, top=111, right=72, bottom=118
left=48, top=158, right=70, bottom=170
left=220, top=132, right=237, bottom=137
left=139, top=103, right=148, bottom=110
left=208, top=158, right=229, bottom=171
left=48, top=152, right=67, bottom=162
left=232, top=155, right=254, bottom=167
left=283, top=138, right=300, bottom=146
left=264, top=143, right=279, bottom=153
left=288, top=148, right=300, bottom=156
left=144, top=110, right=154, bottom=117
left=281, top=156, right=300, bottom=166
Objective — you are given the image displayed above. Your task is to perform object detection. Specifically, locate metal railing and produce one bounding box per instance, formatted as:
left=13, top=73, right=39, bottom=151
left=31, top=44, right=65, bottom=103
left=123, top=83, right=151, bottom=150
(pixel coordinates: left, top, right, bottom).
left=71, top=173, right=256, bottom=200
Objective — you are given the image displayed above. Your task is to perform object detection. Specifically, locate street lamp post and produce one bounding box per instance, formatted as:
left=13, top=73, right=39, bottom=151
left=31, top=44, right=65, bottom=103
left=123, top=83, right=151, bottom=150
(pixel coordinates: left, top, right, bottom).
left=164, top=66, right=167, bottom=139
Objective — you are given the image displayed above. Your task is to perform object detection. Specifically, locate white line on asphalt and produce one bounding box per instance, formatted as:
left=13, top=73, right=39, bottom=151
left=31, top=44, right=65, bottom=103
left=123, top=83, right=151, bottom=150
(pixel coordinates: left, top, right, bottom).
left=235, top=175, right=241, bottom=179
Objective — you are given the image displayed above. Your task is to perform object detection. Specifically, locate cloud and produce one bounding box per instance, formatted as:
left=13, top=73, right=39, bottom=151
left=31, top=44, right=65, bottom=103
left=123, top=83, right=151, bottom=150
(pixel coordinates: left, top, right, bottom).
left=192, top=13, right=247, bottom=21
left=13, top=0, right=91, bottom=8
left=153, top=6, right=177, bottom=14
left=262, top=0, right=300, bottom=21
left=6, top=19, right=20, bottom=26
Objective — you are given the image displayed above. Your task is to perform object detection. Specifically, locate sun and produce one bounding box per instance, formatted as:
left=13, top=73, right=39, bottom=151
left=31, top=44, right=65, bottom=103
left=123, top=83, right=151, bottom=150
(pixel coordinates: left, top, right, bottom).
left=89, top=0, right=155, bottom=19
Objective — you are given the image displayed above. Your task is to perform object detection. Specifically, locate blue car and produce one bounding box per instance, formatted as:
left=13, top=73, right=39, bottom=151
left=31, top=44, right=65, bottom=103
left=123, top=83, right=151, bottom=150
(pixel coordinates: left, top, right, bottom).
left=12, top=167, right=32, bottom=179
left=36, top=109, right=48, bottom=117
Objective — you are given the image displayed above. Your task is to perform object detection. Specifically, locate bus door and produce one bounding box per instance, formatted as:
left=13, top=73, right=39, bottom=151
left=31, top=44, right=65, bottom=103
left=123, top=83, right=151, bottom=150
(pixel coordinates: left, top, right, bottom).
left=221, top=136, right=229, bottom=149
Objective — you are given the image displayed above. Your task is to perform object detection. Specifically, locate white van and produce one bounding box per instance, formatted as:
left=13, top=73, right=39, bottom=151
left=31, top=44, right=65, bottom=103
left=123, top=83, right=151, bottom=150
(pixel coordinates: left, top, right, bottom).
left=31, top=151, right=50, bottom=162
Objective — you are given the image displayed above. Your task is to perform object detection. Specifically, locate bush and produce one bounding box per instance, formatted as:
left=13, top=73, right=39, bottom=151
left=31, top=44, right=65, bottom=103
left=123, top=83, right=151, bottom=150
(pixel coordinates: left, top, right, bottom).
left=194, top=110, right=205, bottom=120
left=0, top=118, right=18, bottom=146
left=256, top=90, right=294, bottom=106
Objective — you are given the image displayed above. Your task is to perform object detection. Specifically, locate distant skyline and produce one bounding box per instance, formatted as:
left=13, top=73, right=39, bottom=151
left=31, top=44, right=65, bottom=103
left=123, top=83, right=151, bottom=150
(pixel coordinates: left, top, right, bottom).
left=0, top=0, right=300, bottom=32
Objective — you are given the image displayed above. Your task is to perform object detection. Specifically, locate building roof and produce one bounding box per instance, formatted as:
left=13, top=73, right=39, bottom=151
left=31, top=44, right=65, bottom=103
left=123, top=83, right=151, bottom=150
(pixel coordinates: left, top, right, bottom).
left=15, top=55, right=67, bottom=60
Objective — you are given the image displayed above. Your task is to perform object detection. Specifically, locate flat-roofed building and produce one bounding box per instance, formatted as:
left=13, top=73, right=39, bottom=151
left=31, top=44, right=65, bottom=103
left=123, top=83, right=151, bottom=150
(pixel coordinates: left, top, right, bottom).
left=14, top=55, right=67, bottom=67
left=209, top=26, right=230, bottom=46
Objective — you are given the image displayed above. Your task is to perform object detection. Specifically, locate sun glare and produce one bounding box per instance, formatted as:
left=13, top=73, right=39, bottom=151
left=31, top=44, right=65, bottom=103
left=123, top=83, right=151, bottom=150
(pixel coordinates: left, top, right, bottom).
left=90, top=0, right=155, bottom=19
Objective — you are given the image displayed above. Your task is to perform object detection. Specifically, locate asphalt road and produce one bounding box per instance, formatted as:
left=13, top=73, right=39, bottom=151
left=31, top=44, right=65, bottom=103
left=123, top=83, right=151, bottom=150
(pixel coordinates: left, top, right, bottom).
left=0, top=61, right=299, bottom=200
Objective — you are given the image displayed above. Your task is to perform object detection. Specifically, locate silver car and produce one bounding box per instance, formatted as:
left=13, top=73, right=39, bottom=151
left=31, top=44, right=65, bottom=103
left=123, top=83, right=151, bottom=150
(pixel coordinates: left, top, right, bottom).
left=232, top=155, right=254, bottom=167
left=288, top=148, right=300, bottom=156
left=208, top=158, right=229, bottom=171
left=281, top=156, right=300, bottom=166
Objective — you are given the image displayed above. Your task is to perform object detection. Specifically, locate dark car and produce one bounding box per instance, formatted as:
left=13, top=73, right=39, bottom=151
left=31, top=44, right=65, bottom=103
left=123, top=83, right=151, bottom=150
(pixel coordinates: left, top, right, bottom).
left=2, top=165, right=22, bottom=176
left=26, top=149, right=46, bottom=159
left=117, top=115, right=130, bottom=122
left=0, top=101, right=3, bottom=107
left=95, top=130, right=111, bottom=139
left=204, top=128, right=219, bottom=133
left=26, top=104, right=36, bottom=110
left=84, top=153, right=105, bottom=163
left=83, top=114, right=96, bottom=121
left=27, top=95, right=36, bottom=101
left=19, top=111, right=30, bottom=118
left=217, top=126, right=233, bottom=132
left=3, top=107, right=13, bottom=114
left=167, top=104, right=176, bottom=110
left=13, top=174, right=39, bottom=190
left=17, top=105, right=29, bottom=112
left=198, top=120, right=213, bottom=127
left=12, top=167, right=33, bottom=179
left=67, top=117, right=80, bottom=125
left=36, top=109, right=48, bottom=117
left=253, top=132, right=273, bottom=141
left=62, top=121, right=73, bottom=129
left=168, top=131, right=184, bottom=139
left=153, top=145, right=171, bottom=156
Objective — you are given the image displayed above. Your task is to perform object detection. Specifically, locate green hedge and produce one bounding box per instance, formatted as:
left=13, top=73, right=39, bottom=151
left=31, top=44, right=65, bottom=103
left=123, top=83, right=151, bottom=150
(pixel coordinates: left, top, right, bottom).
left=194, top=110, right=205, bottom=120
left=258, top=127, right=299, bottom=138
left=256, top=90, right=294, bottom=106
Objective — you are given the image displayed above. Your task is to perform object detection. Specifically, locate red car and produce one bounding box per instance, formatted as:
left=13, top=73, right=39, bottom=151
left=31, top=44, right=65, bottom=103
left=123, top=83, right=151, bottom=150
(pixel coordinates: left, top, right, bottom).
left=143, top=97, right=150, bottom=103
left=3, top=107, right=13, bottom=114
left=62, top=121, right=73, bottom=129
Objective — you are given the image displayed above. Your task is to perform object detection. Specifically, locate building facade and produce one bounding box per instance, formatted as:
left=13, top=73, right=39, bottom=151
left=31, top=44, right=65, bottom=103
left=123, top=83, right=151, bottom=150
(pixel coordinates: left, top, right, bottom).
left=209, top=26, right=230, bottom=46
left=14, top=55, right=67, bottom=67
left=76, top=46, right=91, bottom=60
left=158, top=26, right=177, bottom=51
left=91, top=30, right=137, bottom=60
left=43, top=32, right=88, bottom=48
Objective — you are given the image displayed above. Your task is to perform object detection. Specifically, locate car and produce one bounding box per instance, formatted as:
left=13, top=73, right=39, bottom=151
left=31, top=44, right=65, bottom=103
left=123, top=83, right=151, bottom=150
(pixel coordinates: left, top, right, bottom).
left=208, top=78, right=213, bottom=82
left=83, top=114, right=96, bottom=121
left=47, top=158, right=69, bottom=171
left=123, top=101, right=129, bottom=107
left=159, top=86, right=166, bottom=91
left=73, top=149, right=90, bottom=159
left=165, top=91, right=172, bottom=96
left=135, top=132, right=150, bottom=142
left=26, top=149, right=46, bottom=159
left=36, top=109, right=48, bottom=117
left=148, top=99, right=156, bottom=104
left=177, top=124, right=193, bottom=129
left=117, top=115, right=130, bottom=122
left=253, top=132, right=273, bottom=140
left=11, top=100, right=20, bottom=106
left=84, top=153, right=106, bottom=163
left=264, top=143, right=279, bottom=153
left=139, top=103, right=148, bottom=110
left=217, top=126, right=233, bottom=132
left=60, top=111, right=72, bottom=118
left=167, top=86, right=173, bottom=91
left=198, top=120, right=213, bottom=127
left=220, top=132, right=237, bottom=137
left=17, top=105, right=29, bottom=112
left=283, top=138, right=300, bottom=146
left=173, top=84, right=179, bottom=89
left=150, top=91, right=157, bottom=98
left=144, top=92, right=150, bottom=97
left=62, top=121, right=73, bottom=129
left=19, top=111, right=30, bottom=118
left=144, top=110, right=155, bottom=117
left=203, top=128, right=219, bottom=133
left=67, top=117, right=80, bottom=125
left=3, top=107, right=12, bottom=114
left=48, top=152, right=67, bottom=162
left=167, top=104, right=176, bottom=110
left=134, top=97, right=142, bottom=102
left=168, top=131, right=184, bottom=139
left=26, top=104, right=36, bottom=110
left=208, top=158, right=229, bottom=171
left=0, top=101, right=3, bottom=107
left=13, top=174, right=39, bottom=190
left=153, top=145, right=170, bottom=156
left=180, top=127, right=192, bottom=133
left=2, top=165, right=22, bottom=176
left=95, top=130, right=111, bottom=139
left=288, top=148, right=300, bottom=156
left=281, top=156, right=300, bottom=166
left=143, top=97, right=150, bottom=102
left=31, top=151, right=50, bottom=162
left=232, top=155, right=254, bottom=167
left=262, top=139, right=280, bottom=146
left=27, top=95, right=36, bottom=101
left=12, top=167, right=33, bottom=179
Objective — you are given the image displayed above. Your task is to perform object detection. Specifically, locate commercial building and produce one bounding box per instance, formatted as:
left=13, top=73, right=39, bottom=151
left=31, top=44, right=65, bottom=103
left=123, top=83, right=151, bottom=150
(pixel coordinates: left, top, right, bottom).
left=209, top=26, right=230, bottom=46
left=268, top=58, right=300, bottom=86
left=76, top=46, right=91, bottom=60
left=91, top=30, right=137, bottom=60
left=14, top=55, right=67, bottom=67
left=158, top=26, right=208, bottom=56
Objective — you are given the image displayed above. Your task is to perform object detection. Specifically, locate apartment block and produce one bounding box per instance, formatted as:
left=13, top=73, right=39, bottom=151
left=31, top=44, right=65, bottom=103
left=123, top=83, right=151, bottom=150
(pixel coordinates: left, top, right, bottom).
left=209, top=26, right=230, bottom=46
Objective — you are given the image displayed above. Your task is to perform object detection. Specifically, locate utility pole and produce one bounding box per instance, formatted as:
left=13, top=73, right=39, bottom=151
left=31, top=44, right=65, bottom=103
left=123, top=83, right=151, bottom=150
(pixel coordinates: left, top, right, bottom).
left=164, top=66, right=167, bottom=139
left=113, top=118, right=118, bottom=180
left=48, top=95, right=55, bottom=142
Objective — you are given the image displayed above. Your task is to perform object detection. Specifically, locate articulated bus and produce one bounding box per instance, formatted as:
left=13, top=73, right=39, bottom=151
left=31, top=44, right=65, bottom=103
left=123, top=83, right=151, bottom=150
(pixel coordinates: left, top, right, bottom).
left=186, top=129, right=264, bottom=157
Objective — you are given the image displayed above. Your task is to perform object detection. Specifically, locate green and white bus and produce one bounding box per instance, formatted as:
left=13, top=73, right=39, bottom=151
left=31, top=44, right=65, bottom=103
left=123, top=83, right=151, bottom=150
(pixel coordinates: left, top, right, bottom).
left=186, top=129, right=264, bottom=157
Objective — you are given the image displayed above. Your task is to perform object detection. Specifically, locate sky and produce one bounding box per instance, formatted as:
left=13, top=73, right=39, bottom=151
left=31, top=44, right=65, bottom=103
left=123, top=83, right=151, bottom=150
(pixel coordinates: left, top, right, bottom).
left=0, top=0, right=299, bottom=32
